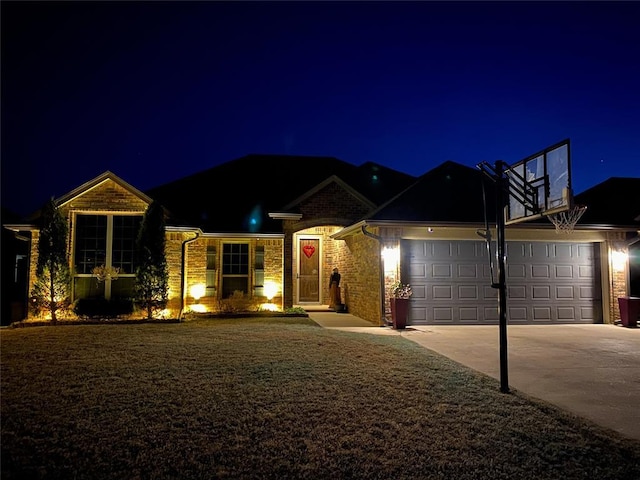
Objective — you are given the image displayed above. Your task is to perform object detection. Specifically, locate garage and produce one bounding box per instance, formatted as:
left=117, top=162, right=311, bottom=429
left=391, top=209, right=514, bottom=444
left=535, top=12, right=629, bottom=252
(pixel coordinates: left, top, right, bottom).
left=403, top=240, right=602, bottom=325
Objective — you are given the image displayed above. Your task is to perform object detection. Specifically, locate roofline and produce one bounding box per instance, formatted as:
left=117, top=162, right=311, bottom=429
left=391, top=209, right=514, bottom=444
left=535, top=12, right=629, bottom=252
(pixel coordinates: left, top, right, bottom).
left=281, top=175, right=376, bottom=211
left=332, top=219, right=639, bottom=240
left=166, top=225, right=283, bottom=239
left=3, top=223, right=38, bottom=232
left=268, top=212, right=303, bottom=220
left=56, top=171, right=154, bottom=208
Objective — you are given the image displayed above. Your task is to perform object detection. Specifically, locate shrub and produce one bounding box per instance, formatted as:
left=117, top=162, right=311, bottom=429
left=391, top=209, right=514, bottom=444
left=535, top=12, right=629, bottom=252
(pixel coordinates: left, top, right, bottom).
left=218, top=291, right=257, bottom=313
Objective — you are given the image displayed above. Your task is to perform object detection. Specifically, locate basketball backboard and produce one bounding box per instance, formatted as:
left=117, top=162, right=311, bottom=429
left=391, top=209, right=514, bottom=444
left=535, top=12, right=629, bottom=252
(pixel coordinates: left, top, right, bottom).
left=505, top=139, right=572, bottom=225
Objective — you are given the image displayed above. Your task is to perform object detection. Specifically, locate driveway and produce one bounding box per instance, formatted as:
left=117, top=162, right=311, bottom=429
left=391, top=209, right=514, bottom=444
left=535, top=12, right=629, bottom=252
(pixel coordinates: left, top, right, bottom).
left=307, top=313, right=640, bottom=442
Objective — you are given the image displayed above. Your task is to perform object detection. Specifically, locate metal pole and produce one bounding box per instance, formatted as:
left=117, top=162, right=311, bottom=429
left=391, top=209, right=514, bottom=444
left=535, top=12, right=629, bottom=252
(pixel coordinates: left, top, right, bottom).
left=495, top=161, right=510, bottom=393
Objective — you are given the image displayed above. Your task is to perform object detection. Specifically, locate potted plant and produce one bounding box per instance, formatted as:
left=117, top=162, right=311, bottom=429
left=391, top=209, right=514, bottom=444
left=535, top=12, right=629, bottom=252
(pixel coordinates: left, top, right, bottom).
left=389, top=281, right=412, bottom=329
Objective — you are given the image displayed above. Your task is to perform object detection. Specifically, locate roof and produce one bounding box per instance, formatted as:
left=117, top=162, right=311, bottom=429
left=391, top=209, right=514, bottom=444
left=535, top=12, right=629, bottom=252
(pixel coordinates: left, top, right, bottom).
left=365, top=165, right=640, bottom=232
left=145, top=154, right=417, bottom=233
left=574, top=177, right=640, bottom=228
left=364, top=161, right=497, bottom=224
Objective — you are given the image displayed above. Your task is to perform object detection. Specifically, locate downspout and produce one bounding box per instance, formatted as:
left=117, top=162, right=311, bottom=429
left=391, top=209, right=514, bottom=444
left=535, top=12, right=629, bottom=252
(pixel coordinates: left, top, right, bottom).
left=362, top=225, right=387, bottom=326
left=179, top=231, right=200, bottom=321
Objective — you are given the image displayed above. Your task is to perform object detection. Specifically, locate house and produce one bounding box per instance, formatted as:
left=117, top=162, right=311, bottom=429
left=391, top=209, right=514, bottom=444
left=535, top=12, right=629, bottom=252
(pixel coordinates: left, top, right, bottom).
left=3, top=154, right=639, bottom=326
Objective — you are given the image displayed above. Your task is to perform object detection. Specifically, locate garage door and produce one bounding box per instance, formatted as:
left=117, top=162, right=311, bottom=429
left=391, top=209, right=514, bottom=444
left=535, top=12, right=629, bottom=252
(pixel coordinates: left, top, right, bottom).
left=404, top=240, right=601, bottom=325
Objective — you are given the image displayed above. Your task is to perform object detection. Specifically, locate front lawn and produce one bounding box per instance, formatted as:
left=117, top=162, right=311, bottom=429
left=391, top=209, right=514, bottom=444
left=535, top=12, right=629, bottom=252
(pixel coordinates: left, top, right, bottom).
left=2, top=318, right=639, bottom=479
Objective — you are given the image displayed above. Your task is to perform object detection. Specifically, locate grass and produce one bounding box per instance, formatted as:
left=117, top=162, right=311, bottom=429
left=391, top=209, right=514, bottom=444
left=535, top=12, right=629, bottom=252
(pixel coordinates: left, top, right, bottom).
left=2, top=317, right=640, bottom=480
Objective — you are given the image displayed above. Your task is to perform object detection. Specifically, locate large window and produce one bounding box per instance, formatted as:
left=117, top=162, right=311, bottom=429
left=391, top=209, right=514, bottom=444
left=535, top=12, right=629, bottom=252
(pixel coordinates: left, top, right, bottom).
left=73, top=214, right=142, bottom=300
left=222, top=243, right=249, bottom=297
left=112, top=216, right=141, bottom=274
left=75, top=215, right=107, bottom=274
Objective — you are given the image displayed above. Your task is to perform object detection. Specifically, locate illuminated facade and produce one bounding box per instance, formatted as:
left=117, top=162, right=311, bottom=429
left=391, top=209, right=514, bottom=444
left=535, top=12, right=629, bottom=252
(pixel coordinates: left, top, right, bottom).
left=3, top=157, right=638, bottom=325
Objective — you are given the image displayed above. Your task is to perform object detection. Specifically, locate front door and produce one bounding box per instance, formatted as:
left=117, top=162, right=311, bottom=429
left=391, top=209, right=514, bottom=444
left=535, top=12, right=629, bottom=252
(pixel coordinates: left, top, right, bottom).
left=298, top=237, right=320, bottom=304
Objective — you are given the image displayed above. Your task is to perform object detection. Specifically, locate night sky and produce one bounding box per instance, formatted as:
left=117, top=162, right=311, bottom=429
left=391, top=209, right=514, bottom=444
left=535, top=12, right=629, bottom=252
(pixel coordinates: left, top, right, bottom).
left=2, top=1, right=639, bottom=218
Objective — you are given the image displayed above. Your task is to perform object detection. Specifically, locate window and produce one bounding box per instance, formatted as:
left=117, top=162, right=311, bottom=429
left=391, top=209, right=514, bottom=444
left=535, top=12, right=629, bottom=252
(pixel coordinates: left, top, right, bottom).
left=75, top=215, right=107, bottom=274
left=112, top=216, right=141, bottom=274
left=73, top=214, right=142, bottom=300
left=222, top=243, right=248, bottom=297
left=254, top=245, right=264, bottom=297
left=206, top=245, right=217, bottom=295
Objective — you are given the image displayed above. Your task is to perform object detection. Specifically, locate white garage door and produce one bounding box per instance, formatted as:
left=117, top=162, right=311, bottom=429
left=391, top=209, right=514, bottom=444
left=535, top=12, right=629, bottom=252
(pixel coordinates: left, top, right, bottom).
left=404, top=240, right=601, bottom=325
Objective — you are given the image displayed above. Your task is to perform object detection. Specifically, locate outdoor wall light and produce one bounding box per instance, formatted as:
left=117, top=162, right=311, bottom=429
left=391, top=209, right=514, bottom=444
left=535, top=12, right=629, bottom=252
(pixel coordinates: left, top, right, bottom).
left=611, top=250, right=628, bottom=272
left=264, top=281, right=279, bottom=301
left=190, top=284, right=206, bottom=302
left=382, top=246, right=400, bottom=272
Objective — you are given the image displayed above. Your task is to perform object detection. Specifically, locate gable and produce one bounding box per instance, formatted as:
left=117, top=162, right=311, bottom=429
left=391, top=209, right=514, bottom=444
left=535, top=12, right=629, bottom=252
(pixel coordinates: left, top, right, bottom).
left=295, top=181, right=374, bottom=222
left=56, top=172, right=152, bottom=214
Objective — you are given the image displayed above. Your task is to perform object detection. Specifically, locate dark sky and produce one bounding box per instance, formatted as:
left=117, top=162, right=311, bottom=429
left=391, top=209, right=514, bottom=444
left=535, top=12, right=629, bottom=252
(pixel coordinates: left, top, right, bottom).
left=2, top=1, right=639, bottom=218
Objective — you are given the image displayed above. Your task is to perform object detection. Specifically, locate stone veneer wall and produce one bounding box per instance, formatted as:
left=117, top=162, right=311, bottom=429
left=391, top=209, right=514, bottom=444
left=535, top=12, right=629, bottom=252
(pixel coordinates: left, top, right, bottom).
left=174, top=236, right=285, bottom=314
left=341, top=231, right=382, bottom=325
left=165, top=232, right=187, bottom=313
left=607, top=235, right=629, bottom=324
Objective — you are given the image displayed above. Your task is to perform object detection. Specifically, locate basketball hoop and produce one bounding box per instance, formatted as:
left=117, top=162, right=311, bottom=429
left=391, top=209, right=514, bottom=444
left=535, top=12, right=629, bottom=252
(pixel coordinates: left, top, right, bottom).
left=547, top=205, right=587, bottom=234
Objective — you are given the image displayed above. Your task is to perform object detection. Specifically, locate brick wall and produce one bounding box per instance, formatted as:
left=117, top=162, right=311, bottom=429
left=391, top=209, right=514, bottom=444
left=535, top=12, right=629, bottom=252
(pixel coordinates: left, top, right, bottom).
left=342, top=232, right=382, bottom=325
left=26, top=179, right=150, bottom=318
left=298, top=183, right=371, bottom=221
left=61, top=180, right=149, bottom=212
left=607, top=237, right=629, bottom=324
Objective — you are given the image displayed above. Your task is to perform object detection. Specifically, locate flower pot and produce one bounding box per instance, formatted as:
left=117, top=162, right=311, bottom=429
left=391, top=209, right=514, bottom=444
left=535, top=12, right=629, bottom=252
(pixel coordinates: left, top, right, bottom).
left=390, top=298, right=409, bottom=330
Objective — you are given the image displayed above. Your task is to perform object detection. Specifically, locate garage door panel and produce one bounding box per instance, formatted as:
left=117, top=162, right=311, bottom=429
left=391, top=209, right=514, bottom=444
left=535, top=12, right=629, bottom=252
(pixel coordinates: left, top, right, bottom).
left=509, top=307, right=528, bottom=321
left=484, top=285, right=497, bottom=300
left=533, top=307, right=552, bottom=321
left=484, top=306, right=498, bottom=321
left=404, top=240, right=601, bottom=325
left=555, top=265, right=573, bottom=278
left=432, top=285, right=452, bottom=299
left=432, top=242, right=453, bottom=258
left=508, top=264, right=526, bottom=278
left=581, top=307, right=595, bottom=320
left=558, top=307, right=576, bottom=320
left=432, top=264, right=452, bottom=278
left=508, top=285, right=526, bottom=299
left=532, top=285, right=551, bottom=299
left=458, top=264, right=478, bottom=277
left=556, top=285, right=574, bottom=299
left=458, top=285, right=479, bottom=300
left=459, top=307, right=481, bottom=323
left=408, top=263, right=427, bottom=279
left=433, top=307, right=454, bottom=322
left=579, top=286, right=594, bottom=299
left=533, top=264, right=551, bottom=278
left=578, top=265, right=594, bottom=278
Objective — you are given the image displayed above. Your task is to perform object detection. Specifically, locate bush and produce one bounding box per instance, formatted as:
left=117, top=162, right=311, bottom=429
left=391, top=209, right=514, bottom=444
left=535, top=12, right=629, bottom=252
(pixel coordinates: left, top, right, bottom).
left=73, top=298, right=134, bottom=319
left=217, top=291, right=261, bottom=313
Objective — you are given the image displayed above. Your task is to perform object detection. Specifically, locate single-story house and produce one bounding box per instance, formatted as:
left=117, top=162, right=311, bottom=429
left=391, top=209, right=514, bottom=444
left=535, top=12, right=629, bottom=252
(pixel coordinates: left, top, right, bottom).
left=3, top=153, right=639, bottom=326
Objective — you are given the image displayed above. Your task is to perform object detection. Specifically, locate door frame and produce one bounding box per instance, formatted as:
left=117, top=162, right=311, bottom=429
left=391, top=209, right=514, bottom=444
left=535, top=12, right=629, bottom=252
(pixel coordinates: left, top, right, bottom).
left=295, top=234, right=323, bottom=306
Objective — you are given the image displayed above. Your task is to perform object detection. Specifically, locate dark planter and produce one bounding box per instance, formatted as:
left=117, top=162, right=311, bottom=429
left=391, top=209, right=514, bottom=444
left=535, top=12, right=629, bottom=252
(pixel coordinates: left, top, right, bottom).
left=390, top=298, right=409, bottom=329
left=618, top=296, right=640, bottom=328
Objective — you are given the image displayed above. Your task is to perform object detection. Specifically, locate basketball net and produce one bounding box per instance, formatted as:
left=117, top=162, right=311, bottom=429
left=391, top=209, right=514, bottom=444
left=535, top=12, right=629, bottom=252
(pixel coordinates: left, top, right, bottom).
left=547, top=205, right=587, bottom=234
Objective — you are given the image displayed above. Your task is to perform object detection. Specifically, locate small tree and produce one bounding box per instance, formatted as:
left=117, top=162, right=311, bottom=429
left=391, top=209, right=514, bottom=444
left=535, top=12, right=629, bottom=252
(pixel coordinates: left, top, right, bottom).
left=31, top=199, right=71, bottom=323
left=134, top=201, right=168, bottom=319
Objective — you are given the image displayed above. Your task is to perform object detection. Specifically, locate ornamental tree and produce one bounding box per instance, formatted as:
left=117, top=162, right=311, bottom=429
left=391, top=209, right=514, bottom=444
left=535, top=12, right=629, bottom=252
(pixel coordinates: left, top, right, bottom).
left=31, top=198, right=71, bottom=323
left=134, top=201, right=168, bottom=319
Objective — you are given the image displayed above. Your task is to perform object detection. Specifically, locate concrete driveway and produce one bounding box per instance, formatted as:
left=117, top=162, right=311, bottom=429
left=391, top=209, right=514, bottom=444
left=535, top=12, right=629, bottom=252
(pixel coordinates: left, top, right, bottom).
left=307, top=313, right=640, bottom=441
